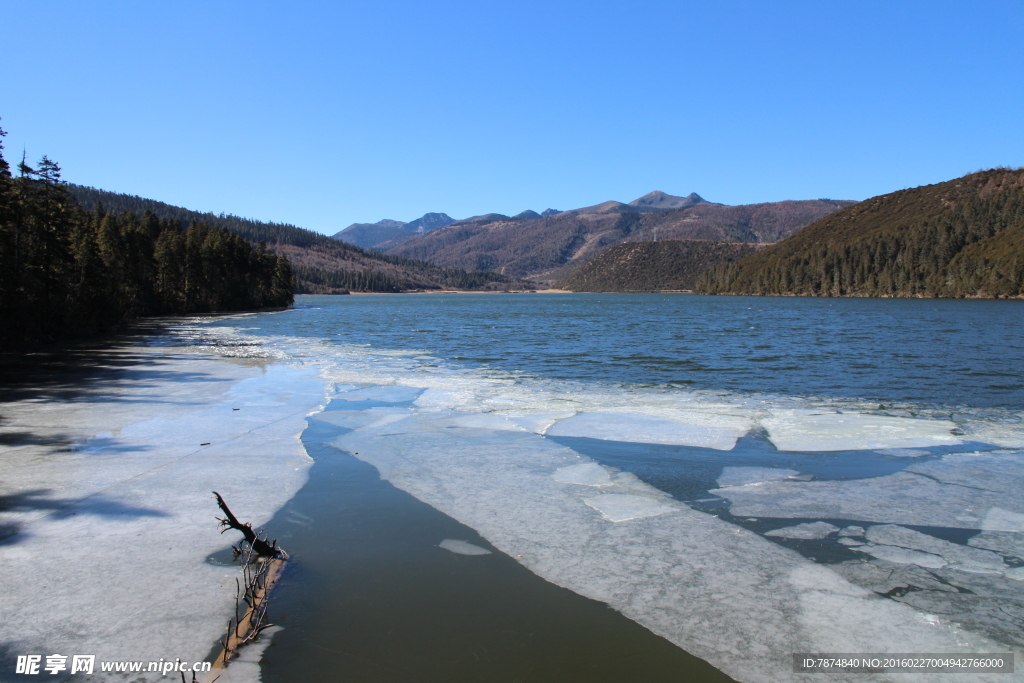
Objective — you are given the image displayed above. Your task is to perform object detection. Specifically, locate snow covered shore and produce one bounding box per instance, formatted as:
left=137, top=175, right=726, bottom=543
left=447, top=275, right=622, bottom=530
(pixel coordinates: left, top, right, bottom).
left=0, top=328, right=327, bottom=680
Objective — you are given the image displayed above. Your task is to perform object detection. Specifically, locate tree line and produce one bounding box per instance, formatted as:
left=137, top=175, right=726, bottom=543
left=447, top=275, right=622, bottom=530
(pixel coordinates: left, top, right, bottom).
left=70, top=184, right=522, bottom=293
left=0, top=125, right=294, bottom=349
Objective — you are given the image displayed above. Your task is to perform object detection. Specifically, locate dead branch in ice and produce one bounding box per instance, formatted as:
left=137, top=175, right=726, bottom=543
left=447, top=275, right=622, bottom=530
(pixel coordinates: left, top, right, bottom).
left=212, top=491, right=283, bottom=558
left=207, top=492, right=288, bottom=677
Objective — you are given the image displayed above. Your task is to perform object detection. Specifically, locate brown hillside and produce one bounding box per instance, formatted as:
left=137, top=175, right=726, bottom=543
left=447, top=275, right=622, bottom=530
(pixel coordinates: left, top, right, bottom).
left=387, top=199, right=854, bottom=285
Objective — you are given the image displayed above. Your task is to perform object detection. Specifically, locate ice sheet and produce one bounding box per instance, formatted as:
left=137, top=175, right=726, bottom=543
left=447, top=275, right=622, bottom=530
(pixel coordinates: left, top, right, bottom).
left=311, top=408, right=411, bottom=431
left=764, top=522, right=839, bottom=539
left=439, top=539, right=492, bottom=555
left=546, top=411, right=750, bottom=450
left=330, top=407, right=1018, bottom=683
left=863, top=525, right=1006, bottom=572
left=969, top=531, right=1024, bottom=558
left=0, top=339, right=327, bottom=681
left=331, top=385, right=424, bottom=403
left=582, top=494, right=678, bottom=522
left=875, top=448, right=933, bottom=457
left=762, top=412, right=962, bottom=452
left=553, top=463, right=613, bottom=486
left=717, top=467, right=801, bottom=488
left=715, top=452, right=1024, bottom=530
left=857, top=545, right=948, bottom=568
left=982, top=507, right=1024, bottom=532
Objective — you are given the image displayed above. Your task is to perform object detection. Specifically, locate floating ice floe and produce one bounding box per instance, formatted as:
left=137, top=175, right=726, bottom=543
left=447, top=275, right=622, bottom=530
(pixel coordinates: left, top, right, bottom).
left=552, top=463, right=613, bottom=486
left=439, top=539, right=492, bottom=555
left=862, top=525, right=1006, bottom=572
left=330, top=385, right=424, bottom=403
left=328, top=403, right=1020, bottom=682
left=969, top=530, right=1024, bottom=558
left=716, top=466, right=801, bottom=488
left=582, top=494, right=677, bottom=523
left=982, top=507, right=1024, bottom=532
left=715, top=451, right=1024, bottom=529
left=505, top=412, right=577, bottom=435
left=761, top=412, right=962, bottom=451
left=875, top=448, right=933, bottom=457
left=856, top=545, right=948, bottom=568
left=545, top=411, right=750, bottom=450
left=448, top=413, right=532, bottom=432
left=764, top=522, right=839, bottom=539
left=311, top=408, right=410, bottom=431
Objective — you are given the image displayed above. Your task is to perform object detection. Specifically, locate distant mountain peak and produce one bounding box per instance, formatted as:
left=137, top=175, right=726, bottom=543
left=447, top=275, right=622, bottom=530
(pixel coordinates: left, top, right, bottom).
left=541, top=208, right=560, bottom=217
left=628, top=191, right=707, bottom=209
left=406, top=212, right=454, bottom=233
left=333, top=212, right=454, bottom=249
left=514, top=210, right=541, bottom=220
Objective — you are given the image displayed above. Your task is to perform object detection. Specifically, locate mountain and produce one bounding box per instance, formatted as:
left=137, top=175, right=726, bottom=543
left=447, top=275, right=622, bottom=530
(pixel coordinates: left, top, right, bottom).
left=406, top=212, right=454, bottom=233
left=68, top=186, right=524, bottom=293
left=331, top=212, right=454, bottom=250
left=694, top=168, right=1024, bottom=298
left=331, top=219, right=411, bottom=249
left=386, top=196, right=856, bottom=285
left=448, top=213, right=511, bottom=226
left=628, top=191, right=707, bottom=210
left=556, top=240, right=763, bottom=292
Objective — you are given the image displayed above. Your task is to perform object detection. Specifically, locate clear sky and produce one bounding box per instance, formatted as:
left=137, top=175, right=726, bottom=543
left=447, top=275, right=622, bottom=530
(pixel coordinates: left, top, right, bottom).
left=1, top=1, right=1021, bottom=234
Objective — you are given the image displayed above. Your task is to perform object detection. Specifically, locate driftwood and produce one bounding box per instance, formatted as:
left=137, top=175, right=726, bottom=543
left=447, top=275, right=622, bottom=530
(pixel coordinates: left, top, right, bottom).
left=213, top=491, right=283, bottom=558
left=207, top=492, right=288, bottom=677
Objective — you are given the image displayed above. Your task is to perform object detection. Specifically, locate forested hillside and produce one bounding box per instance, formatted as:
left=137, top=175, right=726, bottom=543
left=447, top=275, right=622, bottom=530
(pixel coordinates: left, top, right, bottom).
left=70, top=186, right=523, bottom=293
left=556, top=240, right=761, bottom=292
left=695, top=169, right=1024, bottom=298
left=0, top=130, right=293, bottom=349
left=387, top=198, right=854, bottom=284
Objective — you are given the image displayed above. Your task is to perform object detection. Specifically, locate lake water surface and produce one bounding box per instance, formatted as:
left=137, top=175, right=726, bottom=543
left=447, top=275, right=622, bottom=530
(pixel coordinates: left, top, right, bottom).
left=198, top=294, right=1024, bottom=682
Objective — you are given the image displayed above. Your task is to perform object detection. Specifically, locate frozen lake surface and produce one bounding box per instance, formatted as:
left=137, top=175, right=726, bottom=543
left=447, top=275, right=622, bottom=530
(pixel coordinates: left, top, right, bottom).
left=202, top=294, right=1024, bottom=682
left=3, top=294, right=1023, bottom=682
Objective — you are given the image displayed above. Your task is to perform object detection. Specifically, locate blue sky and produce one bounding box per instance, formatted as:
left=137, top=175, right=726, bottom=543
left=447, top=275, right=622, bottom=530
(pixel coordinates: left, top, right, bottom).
left=1, top=1, right=1021, bottom=234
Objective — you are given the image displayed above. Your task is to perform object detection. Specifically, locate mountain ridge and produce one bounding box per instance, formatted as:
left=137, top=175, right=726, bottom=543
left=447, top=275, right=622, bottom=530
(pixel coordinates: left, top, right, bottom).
left=331, top=212, right=455, bottom=250
left=386, top=197, right=857, bottom=284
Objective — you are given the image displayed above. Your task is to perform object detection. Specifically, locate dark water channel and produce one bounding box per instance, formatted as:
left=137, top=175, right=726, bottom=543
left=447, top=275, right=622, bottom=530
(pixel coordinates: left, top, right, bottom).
left=246, top=401, right=734, bottom=683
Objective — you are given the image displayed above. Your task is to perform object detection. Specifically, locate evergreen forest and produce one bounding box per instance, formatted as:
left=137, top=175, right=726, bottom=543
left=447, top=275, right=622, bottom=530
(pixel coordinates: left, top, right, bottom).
left=0, top=125, right=294, bottom=349
left=556, top=240, right=760, bottom=292
left=695, top=169, right=1024, bottom=298
left=70, top=185, right=522, bottom=294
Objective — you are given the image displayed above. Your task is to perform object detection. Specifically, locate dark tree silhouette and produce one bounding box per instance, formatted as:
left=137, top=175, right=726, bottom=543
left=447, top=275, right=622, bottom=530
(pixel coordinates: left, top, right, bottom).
left=0, top=121, right=295, bottom=349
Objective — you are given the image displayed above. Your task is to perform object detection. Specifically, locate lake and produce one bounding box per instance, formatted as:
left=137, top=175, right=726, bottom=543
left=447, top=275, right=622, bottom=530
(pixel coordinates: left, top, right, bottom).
left=196, top=294, right=1024, bottom=682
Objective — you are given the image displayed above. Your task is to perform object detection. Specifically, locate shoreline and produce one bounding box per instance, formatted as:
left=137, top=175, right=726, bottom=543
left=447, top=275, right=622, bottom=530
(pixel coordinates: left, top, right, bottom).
left=0, top=324, right=327, bottom=680
left=343, top=288, right=573, bottom=295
